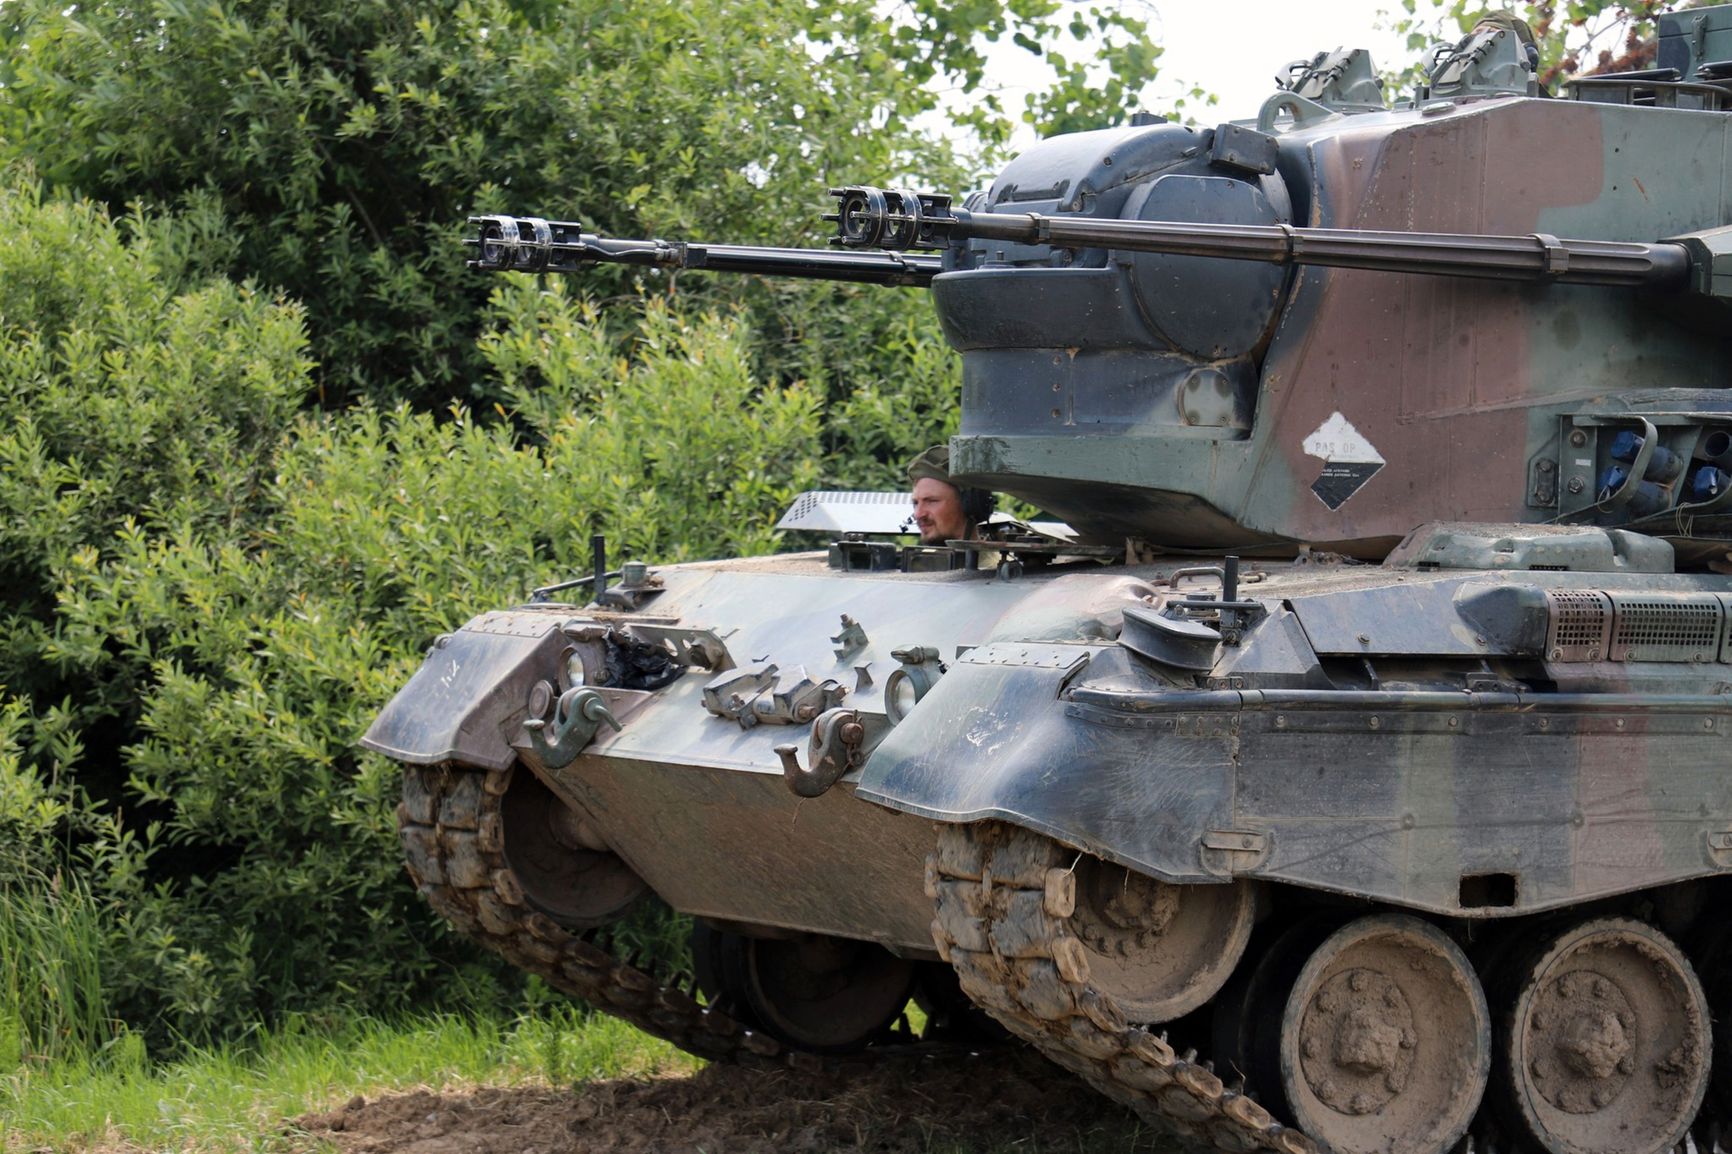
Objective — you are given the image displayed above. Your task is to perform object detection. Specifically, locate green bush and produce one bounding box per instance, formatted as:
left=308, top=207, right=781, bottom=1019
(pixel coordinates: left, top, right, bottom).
left=35, top=268, right=818, bottom=1044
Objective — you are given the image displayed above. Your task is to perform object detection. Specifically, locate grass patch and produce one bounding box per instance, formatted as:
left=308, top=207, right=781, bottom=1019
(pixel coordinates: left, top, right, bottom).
left=1, top=1006, right=698, bottom=1152
left=1, top=867, right=109, bottom=1070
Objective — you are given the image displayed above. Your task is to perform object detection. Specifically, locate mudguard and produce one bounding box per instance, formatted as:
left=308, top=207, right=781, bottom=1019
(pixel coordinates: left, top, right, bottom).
left=856, top=641, right=1237, bottom=887
left=361, top=610, right=566, bottom=770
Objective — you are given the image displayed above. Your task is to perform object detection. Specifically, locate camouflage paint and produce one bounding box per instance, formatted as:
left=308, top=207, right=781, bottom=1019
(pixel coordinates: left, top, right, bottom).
left=946, top=98, right=1732, bottom=555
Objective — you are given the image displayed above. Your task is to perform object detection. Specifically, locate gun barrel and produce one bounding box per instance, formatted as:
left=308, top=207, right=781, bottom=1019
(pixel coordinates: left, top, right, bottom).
left=831, top=188, right=1692, bottom=289
left=467, top=215, right=939, bottom=287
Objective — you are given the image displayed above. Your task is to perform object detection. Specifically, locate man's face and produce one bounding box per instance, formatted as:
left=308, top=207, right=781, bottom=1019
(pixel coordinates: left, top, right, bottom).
left=912, top=477, right=969, bottom=546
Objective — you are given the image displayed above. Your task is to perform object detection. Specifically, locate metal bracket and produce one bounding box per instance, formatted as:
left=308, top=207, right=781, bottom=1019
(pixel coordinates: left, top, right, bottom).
left=831, top=614, right=868, bottom=661
left=775, top=708, right=867, bottom=798
left=627, top=623, right=736, bottom=672
left=523, top=686, right=622, bottom=769
left=1200, top=829, right=1270, bottom=877
left=701, top=662, right=846, bottom=729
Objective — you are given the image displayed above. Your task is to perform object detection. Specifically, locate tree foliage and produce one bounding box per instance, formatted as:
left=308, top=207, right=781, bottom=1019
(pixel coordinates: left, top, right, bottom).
left=0, top=173, right=835, bottom=1043
left=0, top=0, right=1176, bottom=1047
left=1390, top=0, right=1694, bottom=87
left=0, top=0, right=1163, bottom=408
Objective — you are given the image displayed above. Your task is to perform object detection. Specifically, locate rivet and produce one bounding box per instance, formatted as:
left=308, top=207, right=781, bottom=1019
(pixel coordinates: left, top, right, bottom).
left=1447, top=716, right=1459, bottom=728
left=1705, top=718, right=1716, bottom=730
left=1358, top=633, right=1371, bottom=644
left=1276, top=715, right=1286, bottom=729
left=1369, top=716, right=1381, bottom=730
left=1614, top=718, right=1625, bottom=730
left=1539, top=718, right=1550, bottom=729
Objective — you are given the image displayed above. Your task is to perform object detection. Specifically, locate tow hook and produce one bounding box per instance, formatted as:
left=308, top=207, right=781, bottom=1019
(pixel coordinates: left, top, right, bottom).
left=524, top=685, right=622, bottom=769
left=775, top=707, right=867, bottom=798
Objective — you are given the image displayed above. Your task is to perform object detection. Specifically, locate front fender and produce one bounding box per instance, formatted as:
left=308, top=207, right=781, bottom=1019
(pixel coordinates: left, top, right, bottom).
left=855, top=642, right=1234, bottom=884
left=361, top=611, right=566, bottom=770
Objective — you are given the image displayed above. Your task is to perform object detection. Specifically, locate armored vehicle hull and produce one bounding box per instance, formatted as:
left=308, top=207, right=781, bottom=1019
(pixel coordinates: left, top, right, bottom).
left=368, top=9, right=1732, bottom=1153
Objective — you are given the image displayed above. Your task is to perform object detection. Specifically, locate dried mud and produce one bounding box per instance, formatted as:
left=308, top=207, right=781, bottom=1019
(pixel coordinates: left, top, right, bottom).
left=293, top=1045, right=1163, bottom=1154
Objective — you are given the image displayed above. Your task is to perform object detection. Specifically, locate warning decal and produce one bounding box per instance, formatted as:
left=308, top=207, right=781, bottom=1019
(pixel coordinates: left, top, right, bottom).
left=1302, top=412, right=1385, bottom=511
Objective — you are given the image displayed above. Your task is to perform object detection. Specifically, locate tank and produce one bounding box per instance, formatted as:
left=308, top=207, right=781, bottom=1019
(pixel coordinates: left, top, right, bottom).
left=366, top=13, right=1732, bottom=1154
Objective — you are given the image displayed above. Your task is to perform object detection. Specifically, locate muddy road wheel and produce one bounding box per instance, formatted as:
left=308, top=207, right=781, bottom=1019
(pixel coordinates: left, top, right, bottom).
left=926, top=821, right=1308, bottom=1153
left=1069, top=853, right=1256, bottom=1024
left=398, top=764, right=794, bottom=1067
left=497, top=766, right=647, bottom=928
left=1277, top=914, right=1490, bottom=1154
left=726, top=932, right=915, bottom=1053
left=1492, top=917, right=1709, bottom=1154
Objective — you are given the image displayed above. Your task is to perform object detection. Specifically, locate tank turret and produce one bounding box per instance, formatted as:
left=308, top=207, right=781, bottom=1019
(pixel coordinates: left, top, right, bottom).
left=475, top=68, right=1732, bottom=560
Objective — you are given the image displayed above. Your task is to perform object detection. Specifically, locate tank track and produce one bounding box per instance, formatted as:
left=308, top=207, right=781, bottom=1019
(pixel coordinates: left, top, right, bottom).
left=928, top=821, right=1727, bottom=1154
left=928, top=819, right=1315, bottom=1154
left=397, top=763, right=812, bottom=1071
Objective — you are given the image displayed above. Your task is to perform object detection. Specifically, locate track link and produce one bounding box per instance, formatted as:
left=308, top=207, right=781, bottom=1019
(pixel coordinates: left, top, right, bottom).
left=927, top=820, right=1319, bottom=1154
left=397, top=763, right=813, bottom=1071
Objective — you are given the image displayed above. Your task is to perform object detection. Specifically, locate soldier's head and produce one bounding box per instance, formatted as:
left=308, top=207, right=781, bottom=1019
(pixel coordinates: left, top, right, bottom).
left=907, top=445, right=994, bottom=546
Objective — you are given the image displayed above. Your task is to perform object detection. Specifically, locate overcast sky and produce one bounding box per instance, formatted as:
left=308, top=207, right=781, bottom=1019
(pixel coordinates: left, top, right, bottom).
left=959, top=0, right=1427, bottom=152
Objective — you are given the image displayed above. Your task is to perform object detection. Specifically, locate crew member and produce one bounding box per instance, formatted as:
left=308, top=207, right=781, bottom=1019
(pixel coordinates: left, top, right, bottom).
left=907, top=445, right=995, bottom=547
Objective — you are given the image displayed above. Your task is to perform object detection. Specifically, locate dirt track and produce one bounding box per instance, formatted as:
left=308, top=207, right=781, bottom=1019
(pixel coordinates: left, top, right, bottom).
left=295, top=1044, right=1165, bottom=1153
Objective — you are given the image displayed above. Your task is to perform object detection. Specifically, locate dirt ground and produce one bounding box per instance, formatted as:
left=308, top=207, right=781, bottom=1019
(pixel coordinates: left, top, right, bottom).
left=292, top=1045, right=1166, bottom=1154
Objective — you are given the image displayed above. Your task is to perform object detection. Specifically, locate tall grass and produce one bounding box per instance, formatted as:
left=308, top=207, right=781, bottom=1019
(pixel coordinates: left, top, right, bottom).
left=0, top=864, right=111, bottom=1069
left=2, top=1006, right=697, bottom=1151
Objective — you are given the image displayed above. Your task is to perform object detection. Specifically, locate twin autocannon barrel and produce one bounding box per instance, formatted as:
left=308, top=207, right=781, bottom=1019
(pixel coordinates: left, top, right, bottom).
left=468, top=185, right=1695, bottom=290
left=466, top=213, right=941, bottom=286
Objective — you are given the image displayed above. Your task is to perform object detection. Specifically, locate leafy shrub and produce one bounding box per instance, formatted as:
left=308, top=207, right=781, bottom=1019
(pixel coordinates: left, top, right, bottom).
left=38, top=278, right=817, bottom=1043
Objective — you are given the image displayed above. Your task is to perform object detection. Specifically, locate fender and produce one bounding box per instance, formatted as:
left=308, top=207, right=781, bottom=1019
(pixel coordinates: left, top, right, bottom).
left=856, top=642, right=1236, bottom=885
left=361, top=611, right=566, bottom=770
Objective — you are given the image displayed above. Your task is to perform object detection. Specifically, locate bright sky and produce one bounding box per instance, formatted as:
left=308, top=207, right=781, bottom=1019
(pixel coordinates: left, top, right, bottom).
left=966, top=0, right=1427, bottom=151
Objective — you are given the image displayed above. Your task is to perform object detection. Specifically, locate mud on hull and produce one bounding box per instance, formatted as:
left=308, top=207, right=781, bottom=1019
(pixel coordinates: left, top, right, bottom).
left=368, top=548, right=1732, bottom=1153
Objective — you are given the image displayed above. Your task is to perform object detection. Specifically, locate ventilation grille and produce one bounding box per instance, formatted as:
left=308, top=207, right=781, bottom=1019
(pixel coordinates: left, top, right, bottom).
left=774, top=490, right=914, bottom=534
left=1607, top=593, right=1724, bottom=663
left=1544, top=589, right=1612, bottom=661
left=1545, top=590, right=1732, bottom=663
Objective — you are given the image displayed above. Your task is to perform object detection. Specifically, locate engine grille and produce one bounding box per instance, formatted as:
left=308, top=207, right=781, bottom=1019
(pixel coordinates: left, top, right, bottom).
left=1545, top=590, right=1729, bottom=663
left=1543, top=589, right=1612, bottom=662
left=1607, top=593, right=1723, bottom=663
